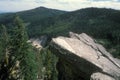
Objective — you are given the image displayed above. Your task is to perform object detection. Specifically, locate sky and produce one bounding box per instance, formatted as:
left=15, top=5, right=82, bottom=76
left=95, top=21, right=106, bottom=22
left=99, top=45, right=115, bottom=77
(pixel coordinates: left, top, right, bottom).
left=0, top=0, right=120, bottom=12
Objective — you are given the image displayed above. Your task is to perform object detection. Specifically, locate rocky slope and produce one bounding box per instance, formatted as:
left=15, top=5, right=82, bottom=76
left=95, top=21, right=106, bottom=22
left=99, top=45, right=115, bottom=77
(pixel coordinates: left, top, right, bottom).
left=28, top=35, right=48, bottom=49
left=50, top=32, right=120, bottom=80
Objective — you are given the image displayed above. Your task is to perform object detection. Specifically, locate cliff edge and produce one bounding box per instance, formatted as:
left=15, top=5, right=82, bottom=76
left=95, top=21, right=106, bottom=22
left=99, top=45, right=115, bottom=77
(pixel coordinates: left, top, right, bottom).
left=50, top=32, right=120, bottom=80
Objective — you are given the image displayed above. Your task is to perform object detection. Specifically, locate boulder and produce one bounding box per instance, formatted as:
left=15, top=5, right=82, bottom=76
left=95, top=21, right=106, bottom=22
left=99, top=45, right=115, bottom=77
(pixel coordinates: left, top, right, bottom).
left=50, top=32, right=120, bottom=80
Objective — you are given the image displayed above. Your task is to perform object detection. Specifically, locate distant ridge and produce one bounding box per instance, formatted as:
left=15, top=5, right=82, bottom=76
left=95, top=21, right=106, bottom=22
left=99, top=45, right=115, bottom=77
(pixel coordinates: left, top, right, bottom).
left=0, top=6, right=66, bottom=25
left=34, top=6, right=49, bottom=10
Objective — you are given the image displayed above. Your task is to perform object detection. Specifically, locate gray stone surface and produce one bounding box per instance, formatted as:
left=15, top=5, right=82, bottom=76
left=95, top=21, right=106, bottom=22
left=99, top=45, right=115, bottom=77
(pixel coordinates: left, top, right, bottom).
left=28, top=35, right=48, bottom=49
left=50, top=32, right=120, bottom=80
left=90, top=72, right=115, bottom=80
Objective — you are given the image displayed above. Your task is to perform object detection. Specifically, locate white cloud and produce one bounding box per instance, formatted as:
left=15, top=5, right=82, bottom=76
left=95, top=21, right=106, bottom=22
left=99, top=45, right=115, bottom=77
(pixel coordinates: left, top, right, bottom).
left=90, top=1, right=120, bottom=9
left=41, top=0, right=120, bottom=11
left=57, top=0, right=88, bottom=3
left=0, top=0, right=120, bottom=12
left=0, top=0, right=39, bottom=12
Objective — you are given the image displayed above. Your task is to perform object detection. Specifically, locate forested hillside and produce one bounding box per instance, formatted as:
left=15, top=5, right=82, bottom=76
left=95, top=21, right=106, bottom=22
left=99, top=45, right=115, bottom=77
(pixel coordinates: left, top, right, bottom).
left=0, top=7, right=66, bottom=32
left=0, top=7, right=120, bottom=57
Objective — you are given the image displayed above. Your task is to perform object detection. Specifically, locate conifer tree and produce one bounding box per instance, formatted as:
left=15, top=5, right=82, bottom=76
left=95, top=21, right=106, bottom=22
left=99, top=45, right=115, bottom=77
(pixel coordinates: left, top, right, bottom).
left=0, top=25, right=11, bottom=80
left=0, top=25, right=9, bottom=61
left=10, top=16, right=37, bottom=80
left=0, top=17, right=37, bottom=80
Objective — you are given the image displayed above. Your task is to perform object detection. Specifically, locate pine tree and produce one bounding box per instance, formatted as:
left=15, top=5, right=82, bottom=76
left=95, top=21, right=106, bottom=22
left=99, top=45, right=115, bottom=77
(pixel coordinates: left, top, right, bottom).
left=10, top=16, right=37, bottom=80
left=0, top=25, right=11, bottom=80
left=0, top=25, right=9, bottom=61
left=0, top=17, right=37, bottom=80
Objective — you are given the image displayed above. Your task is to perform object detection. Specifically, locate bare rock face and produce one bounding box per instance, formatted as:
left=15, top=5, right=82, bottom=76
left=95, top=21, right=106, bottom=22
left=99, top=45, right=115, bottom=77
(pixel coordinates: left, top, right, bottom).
left=28, top=35, right=48, bottom=49
left=50, top=32, right=120, bottom=80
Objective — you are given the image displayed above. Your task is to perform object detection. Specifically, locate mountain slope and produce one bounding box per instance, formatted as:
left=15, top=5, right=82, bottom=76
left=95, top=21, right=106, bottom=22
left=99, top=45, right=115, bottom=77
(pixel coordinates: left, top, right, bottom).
left=43, top=8, right=120, bottom=37
left=16, top=7, right=67, bottom=22
left=0, top=7, right=120, bottom=41
left=0, top=7, right=66, bottom=26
